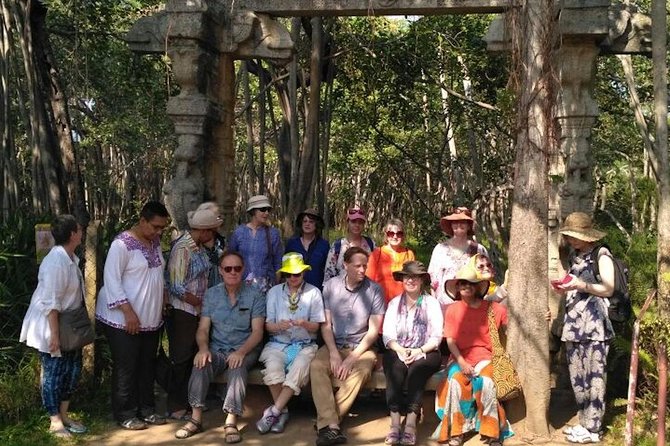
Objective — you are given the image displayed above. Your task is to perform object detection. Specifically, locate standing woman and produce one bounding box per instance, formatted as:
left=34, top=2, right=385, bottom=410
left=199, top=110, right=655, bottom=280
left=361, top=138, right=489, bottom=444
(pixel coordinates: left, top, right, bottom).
left=556, top=212, right=614, bottom=444
left=366, top=218, right=415, bottom=303
left=428, top=207, right=488, bottom=307
left=20, top=215, right=87, bottom=438
left=227, top=195, right=283, bottom=293
left=323, top=206, right=375, bottom=282
left=165, top=205, right=222, bottom=419
left=284, top=208, right=330, bottom=289
left=256, top=253, right=325, bottom=434
left=95, top=201, right=170, bottom=430
left=382, top=261, right=442, bottom=446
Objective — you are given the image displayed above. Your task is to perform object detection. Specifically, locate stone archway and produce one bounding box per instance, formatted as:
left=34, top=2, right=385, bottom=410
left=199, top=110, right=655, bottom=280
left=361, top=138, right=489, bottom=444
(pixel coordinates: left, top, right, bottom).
left=126, top=0, right=651, bottom=437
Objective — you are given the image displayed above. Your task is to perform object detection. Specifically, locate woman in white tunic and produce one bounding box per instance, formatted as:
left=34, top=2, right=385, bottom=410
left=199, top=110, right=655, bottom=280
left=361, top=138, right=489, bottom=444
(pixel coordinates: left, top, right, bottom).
left=95, top=201, right=169, bottom=430
left=20, top=215, right=86, bottom=439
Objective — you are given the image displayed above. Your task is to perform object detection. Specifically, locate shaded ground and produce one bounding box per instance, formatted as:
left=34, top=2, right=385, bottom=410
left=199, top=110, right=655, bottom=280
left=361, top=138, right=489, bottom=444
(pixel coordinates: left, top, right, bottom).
left=84, top=385, right=593, bottom=446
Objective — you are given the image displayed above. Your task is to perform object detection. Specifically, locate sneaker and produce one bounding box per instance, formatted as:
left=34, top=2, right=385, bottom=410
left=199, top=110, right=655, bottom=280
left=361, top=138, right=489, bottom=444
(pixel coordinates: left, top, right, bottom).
left=563, top=424, right=585, bottom=436
left=119, top=417, right=147, bottom=430
left=256, top=406, right=280, bottom=434
left=142, top=413, right=167, bottom=425
left=316, top=426, right=347, bottom=446
left=270, top=410, right=289, bottom=433
left=566, top=426, right=601, bottom=444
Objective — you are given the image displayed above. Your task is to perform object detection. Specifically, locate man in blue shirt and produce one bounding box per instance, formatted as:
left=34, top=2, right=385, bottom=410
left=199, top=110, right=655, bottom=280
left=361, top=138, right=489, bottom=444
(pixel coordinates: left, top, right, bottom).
left=174, top=252, right=265, bottom=443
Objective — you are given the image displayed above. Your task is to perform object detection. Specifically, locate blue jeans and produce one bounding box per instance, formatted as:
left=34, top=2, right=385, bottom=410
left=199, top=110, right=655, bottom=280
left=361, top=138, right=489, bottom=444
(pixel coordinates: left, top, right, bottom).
left=40, top=350, right=82, bottom=415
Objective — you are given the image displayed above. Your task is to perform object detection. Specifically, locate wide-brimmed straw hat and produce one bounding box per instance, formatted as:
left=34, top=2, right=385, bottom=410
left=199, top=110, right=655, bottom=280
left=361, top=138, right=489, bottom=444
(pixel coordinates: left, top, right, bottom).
left=559, top=212, right=606, bottom=242
left=277, top=252, right=312, bottom=275
left=445, top=264, right=490, bottom=300
left=187, top=207, right=222, bottom=230
left=246, top=195, right=272, bottom=212
left=440, top=207, right=475, bottom=237
left=392, top=260, right=430, bottom=282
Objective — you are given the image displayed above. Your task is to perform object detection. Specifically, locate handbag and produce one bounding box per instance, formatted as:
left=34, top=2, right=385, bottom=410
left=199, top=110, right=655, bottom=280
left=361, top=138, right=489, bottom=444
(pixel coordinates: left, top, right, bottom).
left=155, top=325, right=185, bottom=394
left=487, top=304, right=523, bottom=401
left=59, top=305, right=95, bottom=351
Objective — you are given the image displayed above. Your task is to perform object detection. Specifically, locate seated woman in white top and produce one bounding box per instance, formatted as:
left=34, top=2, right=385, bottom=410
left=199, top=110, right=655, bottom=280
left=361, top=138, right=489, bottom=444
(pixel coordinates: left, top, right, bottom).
left=20, top=215, right=87, bottom=439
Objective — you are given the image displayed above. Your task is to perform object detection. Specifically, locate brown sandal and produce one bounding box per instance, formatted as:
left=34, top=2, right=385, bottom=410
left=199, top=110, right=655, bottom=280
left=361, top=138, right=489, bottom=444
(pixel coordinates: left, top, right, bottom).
left=175, top=418, right=203, bottom=439
left=224, top=423, right=242, bottom=444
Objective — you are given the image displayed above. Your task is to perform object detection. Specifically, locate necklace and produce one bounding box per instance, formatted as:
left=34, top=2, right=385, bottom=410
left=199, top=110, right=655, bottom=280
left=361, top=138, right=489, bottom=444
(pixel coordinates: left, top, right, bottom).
left=285, top=283, right=304, bottom=313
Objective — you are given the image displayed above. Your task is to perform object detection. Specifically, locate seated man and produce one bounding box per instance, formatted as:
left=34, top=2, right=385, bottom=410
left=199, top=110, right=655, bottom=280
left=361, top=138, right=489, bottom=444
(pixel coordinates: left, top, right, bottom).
left=310, top=246, right=385, bottom=446
left=174, top=252, right=265, bottom=443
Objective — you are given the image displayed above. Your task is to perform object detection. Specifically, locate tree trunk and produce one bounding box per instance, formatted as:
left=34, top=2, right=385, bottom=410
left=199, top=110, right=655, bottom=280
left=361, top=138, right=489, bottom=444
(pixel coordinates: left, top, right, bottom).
left=258, top=59, right=266, bottom=194
left=242, top=62, right=258, bottom=193
left=652, top=0, right=669, bottom=318
left=505, top=0, right=555, bottom=437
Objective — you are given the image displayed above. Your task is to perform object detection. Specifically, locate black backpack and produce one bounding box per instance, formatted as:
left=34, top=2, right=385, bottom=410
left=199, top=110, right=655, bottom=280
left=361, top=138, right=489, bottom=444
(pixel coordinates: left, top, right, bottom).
left=592, top=244, right=633, bottom=323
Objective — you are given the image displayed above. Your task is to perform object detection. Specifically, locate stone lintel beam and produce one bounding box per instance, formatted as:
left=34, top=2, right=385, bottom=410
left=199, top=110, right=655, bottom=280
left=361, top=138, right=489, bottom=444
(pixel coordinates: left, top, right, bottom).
left=236, top=0, right=508, bottom=16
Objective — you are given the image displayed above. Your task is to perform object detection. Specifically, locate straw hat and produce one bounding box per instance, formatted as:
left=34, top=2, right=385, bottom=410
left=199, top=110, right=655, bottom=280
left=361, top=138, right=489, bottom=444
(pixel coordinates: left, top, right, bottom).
left=246, top=195, right=272, bottom=212
left=559, top=212, right=606, bottom=242
left=445, top=264, right=490, bottom=300
left=277, top=252, right=312, bottom=275
left=440, top=207, right=475, bottom=237
left=187, top=207, right=222, bottom=230
left=392, top=260, right=430, bottom=282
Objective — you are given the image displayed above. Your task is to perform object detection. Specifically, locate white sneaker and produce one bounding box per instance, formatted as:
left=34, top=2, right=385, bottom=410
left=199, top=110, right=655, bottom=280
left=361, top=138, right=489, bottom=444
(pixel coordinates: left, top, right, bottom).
left=566, top=426, right=601, bottom=444
left=563, top=424, right=584, bottom=435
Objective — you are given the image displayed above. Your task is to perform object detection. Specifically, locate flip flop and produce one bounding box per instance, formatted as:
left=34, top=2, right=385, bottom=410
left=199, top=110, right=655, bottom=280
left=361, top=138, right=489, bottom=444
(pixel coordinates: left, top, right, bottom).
left=49, top=427, right=73, bottom=439
left=64, top=420, right=88, bottom=434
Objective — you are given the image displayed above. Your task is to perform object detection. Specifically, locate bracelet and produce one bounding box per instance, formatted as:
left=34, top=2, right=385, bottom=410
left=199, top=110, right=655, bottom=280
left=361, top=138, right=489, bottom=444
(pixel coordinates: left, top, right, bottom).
left=419, top=346, right=425, bottom=353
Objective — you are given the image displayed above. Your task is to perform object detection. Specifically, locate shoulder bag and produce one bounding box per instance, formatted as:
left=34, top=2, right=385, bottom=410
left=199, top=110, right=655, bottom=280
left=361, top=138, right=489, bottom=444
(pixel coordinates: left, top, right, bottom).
left=59, top=274, right=95, bottom=351
left=487, top=304, right=523, bottom=401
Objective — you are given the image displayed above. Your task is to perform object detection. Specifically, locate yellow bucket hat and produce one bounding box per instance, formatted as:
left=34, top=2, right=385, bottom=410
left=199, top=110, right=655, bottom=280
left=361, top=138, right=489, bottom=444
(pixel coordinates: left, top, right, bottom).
left=278, top=252, right=312, bottom=275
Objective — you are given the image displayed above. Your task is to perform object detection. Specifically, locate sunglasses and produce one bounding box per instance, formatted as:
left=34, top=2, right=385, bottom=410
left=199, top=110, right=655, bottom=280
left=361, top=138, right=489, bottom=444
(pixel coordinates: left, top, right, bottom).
left=386, top=230, right=404, bottom=238
left=457, top=280, right=475, bottom=287
left=476, top=263, right=493, bottom=270
left=347, top=208, right=366, bottom=215
left=283, top=272, right=303, bottom=278
left=451, top=207, right=472, bottom=217
left=256, top=207, right=271, bottom=213
left=222, top=265, right=243, bottom=273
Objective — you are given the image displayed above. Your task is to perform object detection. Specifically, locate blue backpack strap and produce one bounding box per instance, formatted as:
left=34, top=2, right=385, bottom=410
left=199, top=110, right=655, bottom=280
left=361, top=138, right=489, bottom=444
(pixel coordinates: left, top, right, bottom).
left=364, top=236, right=374, bottom=251
left=334, top=238, right=342, bottom=262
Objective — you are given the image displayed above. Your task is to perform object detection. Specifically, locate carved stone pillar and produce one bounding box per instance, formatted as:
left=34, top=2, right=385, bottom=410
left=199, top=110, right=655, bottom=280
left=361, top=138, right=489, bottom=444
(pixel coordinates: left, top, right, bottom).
left=162, top=1, right=217, bottom=229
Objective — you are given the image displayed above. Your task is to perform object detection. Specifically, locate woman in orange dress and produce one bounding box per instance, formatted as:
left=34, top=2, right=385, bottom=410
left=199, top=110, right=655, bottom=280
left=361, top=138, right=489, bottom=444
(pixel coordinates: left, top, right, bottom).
left=366, top=218, right=415, bottom=304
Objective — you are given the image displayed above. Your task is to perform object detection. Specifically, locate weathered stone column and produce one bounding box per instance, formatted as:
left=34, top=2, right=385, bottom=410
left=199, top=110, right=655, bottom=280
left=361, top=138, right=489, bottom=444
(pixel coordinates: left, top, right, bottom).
left=162, top=1, right=218, bottom=228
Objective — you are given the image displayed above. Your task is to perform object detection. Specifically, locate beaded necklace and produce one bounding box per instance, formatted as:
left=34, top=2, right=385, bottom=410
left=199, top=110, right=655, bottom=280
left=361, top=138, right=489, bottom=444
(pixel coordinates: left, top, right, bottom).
left=285, top=282, right=305, bottom=314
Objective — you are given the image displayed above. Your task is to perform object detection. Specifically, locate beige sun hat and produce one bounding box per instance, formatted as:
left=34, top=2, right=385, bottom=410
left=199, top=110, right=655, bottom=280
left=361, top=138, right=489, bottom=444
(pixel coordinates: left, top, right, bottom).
left=445, top=263, right=490, bottom=300
left=187, top=207, right=222, bottom=230
left=559, top=212, right=606, bottom=242
left=246, top=195, right=272, bottom=212
left=439, top=207, right=475, bottom=237
left=277, top=252, right=312, bottom=275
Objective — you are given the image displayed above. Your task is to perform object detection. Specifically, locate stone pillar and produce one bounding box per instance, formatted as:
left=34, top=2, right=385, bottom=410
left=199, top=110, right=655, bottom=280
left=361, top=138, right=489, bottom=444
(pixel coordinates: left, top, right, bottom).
left=162, top=1, right=217, bottom=229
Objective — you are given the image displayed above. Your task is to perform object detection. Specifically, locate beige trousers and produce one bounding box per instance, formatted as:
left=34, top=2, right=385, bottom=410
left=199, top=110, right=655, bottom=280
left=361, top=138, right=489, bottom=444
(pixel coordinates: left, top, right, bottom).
left=309, top=345, right=377, bottom=429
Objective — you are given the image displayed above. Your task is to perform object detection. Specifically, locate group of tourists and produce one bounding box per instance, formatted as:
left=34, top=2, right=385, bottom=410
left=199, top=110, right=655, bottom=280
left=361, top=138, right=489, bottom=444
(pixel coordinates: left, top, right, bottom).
left=19, top=195, right=616, bottom=445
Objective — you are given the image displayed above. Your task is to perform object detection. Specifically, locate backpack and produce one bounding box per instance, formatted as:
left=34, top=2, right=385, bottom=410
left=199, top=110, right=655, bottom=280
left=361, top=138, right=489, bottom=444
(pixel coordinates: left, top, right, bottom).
left=333, top=236, right=374, bottom=262
left=592, top=243, right=632, bottom=323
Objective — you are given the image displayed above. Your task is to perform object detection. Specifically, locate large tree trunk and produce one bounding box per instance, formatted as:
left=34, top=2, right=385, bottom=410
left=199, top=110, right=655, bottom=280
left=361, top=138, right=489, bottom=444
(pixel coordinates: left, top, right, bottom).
left=506, top=0, right=555, bottom=437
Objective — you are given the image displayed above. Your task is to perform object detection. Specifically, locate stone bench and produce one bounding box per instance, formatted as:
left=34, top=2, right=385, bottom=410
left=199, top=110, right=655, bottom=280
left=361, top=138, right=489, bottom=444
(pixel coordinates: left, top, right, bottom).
left=213, top=354, right=447, bottom=392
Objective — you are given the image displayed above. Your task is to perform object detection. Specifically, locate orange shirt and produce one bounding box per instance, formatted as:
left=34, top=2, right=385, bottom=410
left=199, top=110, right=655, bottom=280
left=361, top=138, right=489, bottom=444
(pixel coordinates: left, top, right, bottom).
left=366, top=245, right=415, bottom=303
left=443, top=300, right=507, bottom=365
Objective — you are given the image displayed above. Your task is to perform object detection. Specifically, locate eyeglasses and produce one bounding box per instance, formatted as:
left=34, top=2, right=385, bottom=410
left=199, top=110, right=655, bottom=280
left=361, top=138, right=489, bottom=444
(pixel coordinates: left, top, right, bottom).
left=402, top=274, right=422, bottom=281
left=283, top=272, right=303, bottom=278
left=476, top=263, right=493, bottom=270
left=386, top=230, right=404, bottom=238
left=347, top=208, right=366, bottom=215
left=222, top=265, right=243, bottom=273
left=457, top=280, right=474, bottom=287
left=256, top=207, right=271, bottom=213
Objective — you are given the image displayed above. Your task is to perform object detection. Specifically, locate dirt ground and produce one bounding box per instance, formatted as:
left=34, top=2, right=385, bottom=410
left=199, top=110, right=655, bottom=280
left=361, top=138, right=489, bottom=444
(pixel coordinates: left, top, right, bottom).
left=84, top=385, right=583, bottom=446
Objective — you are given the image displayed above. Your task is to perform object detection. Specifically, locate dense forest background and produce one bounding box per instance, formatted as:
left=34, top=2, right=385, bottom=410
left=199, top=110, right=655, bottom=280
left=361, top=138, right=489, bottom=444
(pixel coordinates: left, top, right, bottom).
left=0, top=0, right=667, bottom=444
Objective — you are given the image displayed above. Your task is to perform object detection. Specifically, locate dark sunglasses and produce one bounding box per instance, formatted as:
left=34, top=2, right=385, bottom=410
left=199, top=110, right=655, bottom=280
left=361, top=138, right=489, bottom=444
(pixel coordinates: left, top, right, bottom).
left=256, top=207, right=271, bottom=213
left=347, top=208, right=366, bottom=215
left=457, top=280, right=474, bottom=287
left=386, top=230, right=404, bottom=238
left=282, top=272, right=303, bottom=278
left=476, top=263, right=493, bottom=270
left=222, top=265, right=243, bottom=273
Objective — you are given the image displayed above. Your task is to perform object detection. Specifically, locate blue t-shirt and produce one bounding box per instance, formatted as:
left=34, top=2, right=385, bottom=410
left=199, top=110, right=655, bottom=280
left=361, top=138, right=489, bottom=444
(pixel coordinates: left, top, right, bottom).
left=202, top=282, right=266, bottom=353
left=285, top=236, right=330, bottom=289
